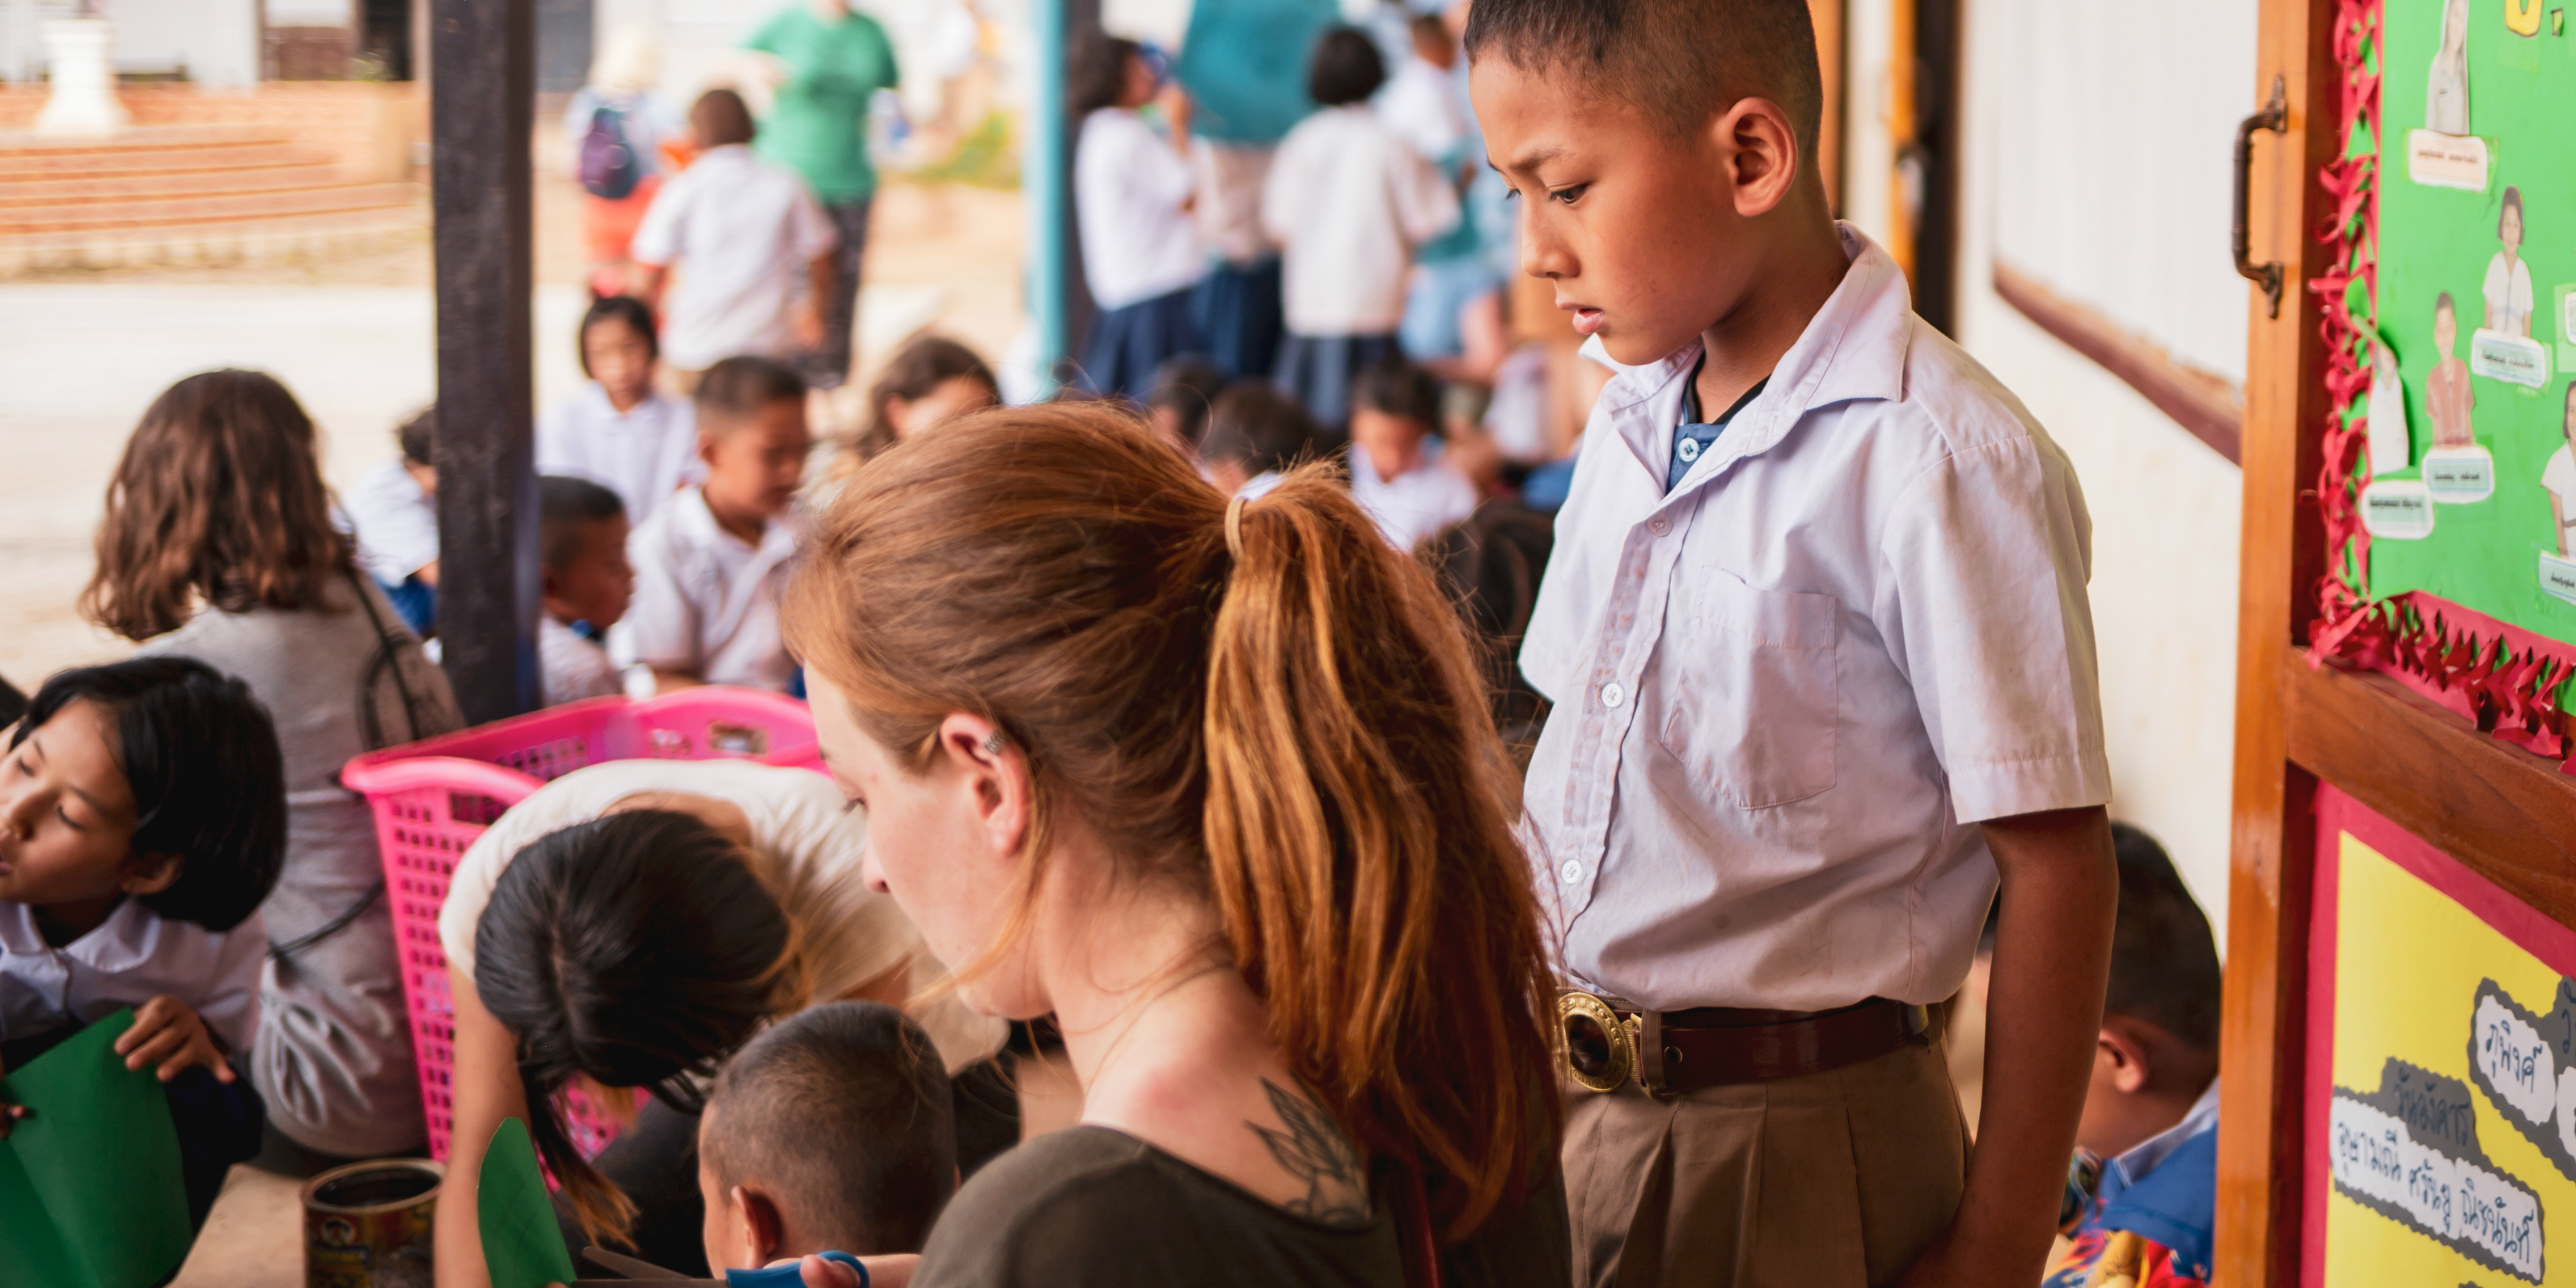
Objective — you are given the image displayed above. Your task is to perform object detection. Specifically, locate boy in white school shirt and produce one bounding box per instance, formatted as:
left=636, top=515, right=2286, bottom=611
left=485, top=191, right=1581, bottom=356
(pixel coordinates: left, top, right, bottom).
left=1470, top=2, right=2117, bottom=1287
left=1347, top=359, right=1477, bottom=552
left=536, top=294, right=700, bottom=529
left=625, top=356, right=813, bottom=694
left=632, top=89, right=839, bottom=388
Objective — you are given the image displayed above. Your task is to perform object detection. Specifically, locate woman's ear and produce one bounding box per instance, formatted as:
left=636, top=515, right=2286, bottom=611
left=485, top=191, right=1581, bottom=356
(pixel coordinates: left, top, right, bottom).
left=119, top=851, right=183, bottom=897
left=936, top=714, right=1028, bottom=861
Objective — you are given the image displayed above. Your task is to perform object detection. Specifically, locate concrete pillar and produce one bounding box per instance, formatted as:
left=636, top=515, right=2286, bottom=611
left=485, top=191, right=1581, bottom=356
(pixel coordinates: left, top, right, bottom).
left=34, top=19, right=130, bottom=137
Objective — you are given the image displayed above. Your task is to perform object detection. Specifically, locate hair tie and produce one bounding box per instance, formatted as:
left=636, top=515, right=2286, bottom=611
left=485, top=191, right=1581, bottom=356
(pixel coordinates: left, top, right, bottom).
left=1225, top=492, right=1250, bottom=560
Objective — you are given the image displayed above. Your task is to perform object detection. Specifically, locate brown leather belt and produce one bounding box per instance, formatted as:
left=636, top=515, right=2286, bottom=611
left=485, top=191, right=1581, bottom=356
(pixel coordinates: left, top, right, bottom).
left=1557, top=992, right=1940, bottom=1094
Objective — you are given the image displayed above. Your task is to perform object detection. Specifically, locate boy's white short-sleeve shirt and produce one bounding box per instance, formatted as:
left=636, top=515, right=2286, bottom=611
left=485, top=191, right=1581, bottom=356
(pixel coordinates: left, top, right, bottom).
left=624, top=485, right=804, bottom=691
left=1349, top=446, right=1478, bottom=552
left=348, top=458, right=439, bottom=585
left=535, top=384, right=702, bottom=529
left=1520, top=225, right=2109, bottom=1013
left=539, top=615, right=624, bottom=707
left=628, top=143, right=838, bottom=370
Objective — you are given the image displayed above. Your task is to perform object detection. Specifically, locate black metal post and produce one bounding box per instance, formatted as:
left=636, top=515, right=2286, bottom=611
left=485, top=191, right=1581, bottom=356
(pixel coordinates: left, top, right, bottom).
left=429, top=0, right=539, bottom=723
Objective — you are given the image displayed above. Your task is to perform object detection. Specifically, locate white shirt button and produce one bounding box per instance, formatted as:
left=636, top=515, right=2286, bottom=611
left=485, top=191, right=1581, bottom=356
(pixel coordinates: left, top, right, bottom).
left=1677, top=437, right=1702, bottom=462
left=1559, top=859, right=1583, bottom=884
left=1601, top=682, right=1626, bottom=708
left=1648, top=515, right=1671, bottom=536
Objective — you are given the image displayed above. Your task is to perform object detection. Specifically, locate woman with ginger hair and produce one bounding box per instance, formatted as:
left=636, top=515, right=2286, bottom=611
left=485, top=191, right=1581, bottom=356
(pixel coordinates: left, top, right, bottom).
left=778, top=403, right=1569, bottom=1288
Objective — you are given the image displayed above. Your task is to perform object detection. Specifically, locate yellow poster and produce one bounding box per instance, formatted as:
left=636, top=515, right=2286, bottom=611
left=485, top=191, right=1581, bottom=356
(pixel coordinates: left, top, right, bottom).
left=2317, top=806, right=2576, bottom=1286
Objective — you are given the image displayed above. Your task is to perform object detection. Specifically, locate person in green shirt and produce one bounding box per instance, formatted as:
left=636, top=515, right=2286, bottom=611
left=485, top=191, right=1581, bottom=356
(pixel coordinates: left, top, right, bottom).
left=742, top=0, right=899, bottom=390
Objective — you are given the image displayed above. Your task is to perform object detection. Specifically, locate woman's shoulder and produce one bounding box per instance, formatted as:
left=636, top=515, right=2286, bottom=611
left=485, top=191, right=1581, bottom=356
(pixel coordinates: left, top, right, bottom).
left=916, top=1129, right=1245, bottom=1287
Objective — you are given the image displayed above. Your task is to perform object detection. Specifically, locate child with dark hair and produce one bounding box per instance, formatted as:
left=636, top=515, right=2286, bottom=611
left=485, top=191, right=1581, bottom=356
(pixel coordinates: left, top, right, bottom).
left=1470, top=0, right=2113, bottom=1282
left=88, top=369, right=462, bottom=1167
left=1196, top=380, right=1320, bottom=498
left=1145, top=354, right=1229, bottom=452
left=1348, top=359, right=1477, bottom=551
left=627, top=356, right=814, bottom=693
left=633, top=89, right=840, bottom=388
left=1262, top=26, right=1458, bottom=431
left=538, top=475, right=635, bottom=707
left=848, top=335, right=1000, bottom=462
left=2043, top=824, right=2223, bottom=1288
left=0, top=657, right=286, bottom=1227
left=698, top=1001, right=958, bottom=1269
left=1072, top=34, right=1208, bottom=399
left=538, top=295, right=701, bottom=529
left=348, top=403, right=442, bottom=637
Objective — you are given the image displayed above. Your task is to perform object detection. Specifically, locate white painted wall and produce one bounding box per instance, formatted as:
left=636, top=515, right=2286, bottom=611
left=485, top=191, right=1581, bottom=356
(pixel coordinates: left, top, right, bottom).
left=101, top=0, right=260, bottom=87
left=1840, top=0, right=2260, bottom=929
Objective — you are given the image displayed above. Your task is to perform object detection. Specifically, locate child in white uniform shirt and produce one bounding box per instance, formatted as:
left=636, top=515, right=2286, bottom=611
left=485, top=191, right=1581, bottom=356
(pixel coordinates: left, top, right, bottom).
left=1348, top=359, right=1478, bottom=552
left=537, top=295, right=701, bottom=530
left=537, top=475, right=635, bottom=707
left=0, top=658, right=285, bottom=1229
left=1263, top=27, right=1458, bottom=431
left=1471, top=1, right=2117, bottom=1284
left=347, top=405, right=442, bottom=637
left=632, top=90, right=839, bottom=384
left=627, top=357, right=813, bottom=694
left=1072, top=36, right=1206, bottom=399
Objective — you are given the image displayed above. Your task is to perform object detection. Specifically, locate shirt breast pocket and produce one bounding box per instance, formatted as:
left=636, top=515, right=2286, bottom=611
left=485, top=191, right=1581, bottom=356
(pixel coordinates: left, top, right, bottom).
left=1652, top=572, right=1839, bottom=809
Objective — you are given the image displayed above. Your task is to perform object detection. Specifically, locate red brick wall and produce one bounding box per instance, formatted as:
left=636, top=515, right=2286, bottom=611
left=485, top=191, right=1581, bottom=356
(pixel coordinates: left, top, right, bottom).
left=0, top=82, right=426, bottom=179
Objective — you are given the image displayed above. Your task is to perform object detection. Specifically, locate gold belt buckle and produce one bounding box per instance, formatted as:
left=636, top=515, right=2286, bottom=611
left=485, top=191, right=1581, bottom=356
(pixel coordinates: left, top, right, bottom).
left=1558, top=990, right=1642, bottom=1093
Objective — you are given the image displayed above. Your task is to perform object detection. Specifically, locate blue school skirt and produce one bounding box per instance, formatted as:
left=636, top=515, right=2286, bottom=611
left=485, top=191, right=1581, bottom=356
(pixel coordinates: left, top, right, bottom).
left=1193, top=255, right=1284, bottom=379
left=1080, top=284, right=1205, bottom=399
left=1274, top=332, right=1401, bottom=433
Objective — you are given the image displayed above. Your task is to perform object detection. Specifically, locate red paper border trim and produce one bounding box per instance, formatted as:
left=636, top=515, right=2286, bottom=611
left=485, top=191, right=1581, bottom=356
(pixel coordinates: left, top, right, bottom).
left=2304, top=0, right=2576, bottom=764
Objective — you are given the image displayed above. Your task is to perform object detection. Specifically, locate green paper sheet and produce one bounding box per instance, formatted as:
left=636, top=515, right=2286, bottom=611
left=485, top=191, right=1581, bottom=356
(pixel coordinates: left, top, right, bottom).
left=0, top=1008, right=193, bottom=1288
left=479, top=1117, right=577, bottom=1288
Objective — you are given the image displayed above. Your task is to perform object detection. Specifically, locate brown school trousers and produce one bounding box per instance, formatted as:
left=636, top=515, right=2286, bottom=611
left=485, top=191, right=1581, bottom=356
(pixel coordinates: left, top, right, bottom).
left=1562, top=1033, right=1969, bottom=1288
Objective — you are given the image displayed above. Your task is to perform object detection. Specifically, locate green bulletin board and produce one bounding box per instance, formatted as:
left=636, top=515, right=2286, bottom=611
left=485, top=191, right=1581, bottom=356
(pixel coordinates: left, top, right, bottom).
left=2372, top=0, right=2576, bottom=644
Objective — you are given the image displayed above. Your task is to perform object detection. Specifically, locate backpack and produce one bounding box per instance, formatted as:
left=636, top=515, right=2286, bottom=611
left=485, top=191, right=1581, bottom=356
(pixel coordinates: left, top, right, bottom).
left=577, top=103, right=644, bottom=200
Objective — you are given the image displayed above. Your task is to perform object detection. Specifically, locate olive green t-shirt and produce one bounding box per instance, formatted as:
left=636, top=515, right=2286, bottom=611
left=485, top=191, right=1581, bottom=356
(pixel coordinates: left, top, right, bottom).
left=745, top=6, right=898, bottom=205
left=912, top=1126, right=1571, bottom=1288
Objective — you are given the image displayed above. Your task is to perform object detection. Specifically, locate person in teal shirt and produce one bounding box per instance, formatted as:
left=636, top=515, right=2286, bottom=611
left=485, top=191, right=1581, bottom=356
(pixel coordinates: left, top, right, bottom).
left=743, top=0, right=899, bottom=390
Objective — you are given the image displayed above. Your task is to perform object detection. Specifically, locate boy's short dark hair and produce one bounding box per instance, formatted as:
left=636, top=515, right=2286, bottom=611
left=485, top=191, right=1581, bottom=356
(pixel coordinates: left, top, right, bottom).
left=1146, top=356, right=1230, bottom=449
left=691, top=88, right=756, bottom=149
left=696, top=356, right=807, bottom=433
left=397, top=404, right=436, bottom=468
left=1308, top=27, right=1387, bottom=107
left=578, top=295, right=659, bottom=374
left=1068, top=33, right=1141, bottom=118
left=11, top=658, right=286, bottom=931
left=539, top=475, right=626, bottom=572
left=701, top=1002, right=958, bottom=1256
left=1199, top=382, right=1321, bottom=474
left=1465, top=0, right=1824, bottom=155
left=1351, top=360, right=1444, bottom=429
left=2104, top=823, right=2222, bottom=1053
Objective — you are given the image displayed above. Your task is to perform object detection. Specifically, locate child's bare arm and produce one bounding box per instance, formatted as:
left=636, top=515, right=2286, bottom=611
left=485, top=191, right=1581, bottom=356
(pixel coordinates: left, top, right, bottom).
left=436, top=965, right=535, bottom=1288
left=1902, top=804, right=2115, bottom=1288
left=649, top=668, right=706, bottom=695
left=799, top=254, right=836, bottom=349
left=114, top=995, right=237, bottom=1083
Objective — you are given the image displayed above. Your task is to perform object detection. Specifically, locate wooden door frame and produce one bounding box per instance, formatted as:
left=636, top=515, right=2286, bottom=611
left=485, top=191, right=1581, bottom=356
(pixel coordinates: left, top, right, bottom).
left=2218, top=0, right=2576, bottom=1282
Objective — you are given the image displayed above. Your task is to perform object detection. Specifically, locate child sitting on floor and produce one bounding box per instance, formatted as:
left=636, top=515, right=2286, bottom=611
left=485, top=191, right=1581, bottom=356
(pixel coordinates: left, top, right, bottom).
left=696, top=1001, right=959, bottom=1269
left=538, top=475, right=636, bottom=707
left=1347, top=359, right=1478, bottom=552
left=627, top=355, right=814, bottom=694
left=348, top=405, right=442, bottom=637
left=846, top=336, right=1001, bottom=465
left=0, top=657, right=286, bottom=1228
left=2044, top=824, right=2223, bottom=1288
left=1196, top=381, right=1321, bottom=500
left=537, top=295, right=701, bottom=530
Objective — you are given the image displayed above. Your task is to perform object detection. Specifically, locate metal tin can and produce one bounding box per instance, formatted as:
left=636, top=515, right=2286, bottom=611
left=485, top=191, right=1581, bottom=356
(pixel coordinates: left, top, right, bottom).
left=301, top=1158, right=444, bottom=1288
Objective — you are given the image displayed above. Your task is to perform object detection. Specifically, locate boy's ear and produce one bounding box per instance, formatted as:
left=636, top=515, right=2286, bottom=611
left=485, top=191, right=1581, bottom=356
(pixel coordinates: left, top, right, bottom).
left=120, top=851, right=184, bottom=897
left=2098, top=1021, right=2153, bottom=1096
left=731, top=1184, right=785, bottom=1265
left=1712, top=96, right=1803, bottom=220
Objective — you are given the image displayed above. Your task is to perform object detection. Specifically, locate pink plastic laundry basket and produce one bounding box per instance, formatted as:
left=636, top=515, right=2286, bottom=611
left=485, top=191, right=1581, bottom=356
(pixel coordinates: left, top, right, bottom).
left=340, top=687, right=827, bottom=1162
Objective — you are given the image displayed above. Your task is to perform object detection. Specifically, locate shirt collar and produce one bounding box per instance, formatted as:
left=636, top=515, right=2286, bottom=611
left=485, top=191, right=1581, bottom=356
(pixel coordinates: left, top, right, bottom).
left=2102, top=1079, right=2222, bottom=1202
left=1602, top=222, right=1916, bottom=492
left=0, top=897, right=159, bottom=969
left=675, top=485, right=797, bottom=557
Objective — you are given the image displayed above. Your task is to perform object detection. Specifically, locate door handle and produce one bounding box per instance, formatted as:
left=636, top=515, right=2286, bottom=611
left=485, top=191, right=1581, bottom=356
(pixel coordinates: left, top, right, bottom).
left=2234, top=75, right=2291, bottom=319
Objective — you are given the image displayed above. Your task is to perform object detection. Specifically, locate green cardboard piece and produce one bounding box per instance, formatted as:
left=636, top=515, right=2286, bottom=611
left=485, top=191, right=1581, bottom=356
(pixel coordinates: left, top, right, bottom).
left=478, top=1117, right=577, bottom=1288
left=0, top=1008, right=193, bottom=1288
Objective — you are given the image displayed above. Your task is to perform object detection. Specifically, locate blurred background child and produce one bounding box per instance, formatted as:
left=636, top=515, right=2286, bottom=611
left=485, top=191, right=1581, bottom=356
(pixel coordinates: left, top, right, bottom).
left=846, top=335, right=1000, bottom=464
left=537, top=476, right=634, bottom=707
left=347, top=404, right=441, bottom=638
left=1144, top=355, right=1227, bottom=455
left=2044, top=824, right=2223, bottom=1288
left=626, top=357, right=813, bottom=694
left=538, top=296, right=701, bottom=530
left=565, top=26, right=683, bottom=299
left=0, top=657, right=286, bottom=1228
left=1071, top=35, right=1206, bottom=399
left=632, top=89, right=840, bottom=391
left=1196, top=380, right=1319, bottom=499
left=1347, top=359, right=1477, bottom=552
left=1263, top=26, right=1458, bottom=433
left=696, top=1001, right=958, bottom=1269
